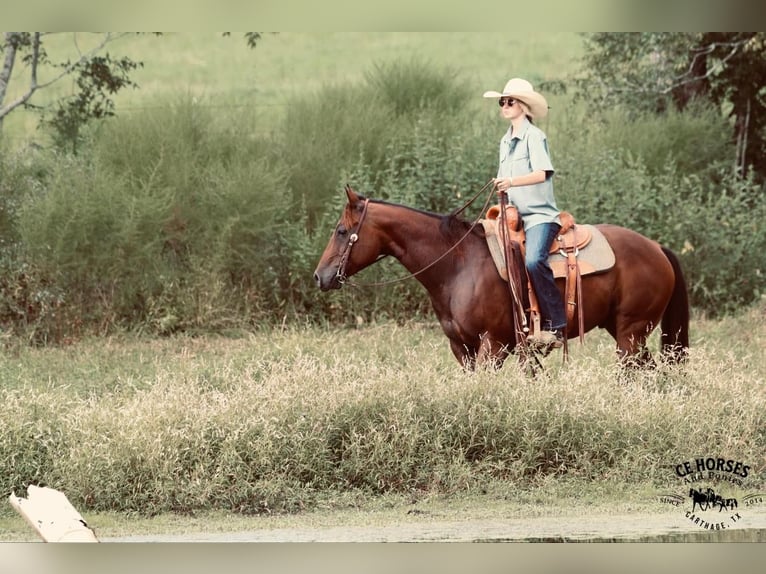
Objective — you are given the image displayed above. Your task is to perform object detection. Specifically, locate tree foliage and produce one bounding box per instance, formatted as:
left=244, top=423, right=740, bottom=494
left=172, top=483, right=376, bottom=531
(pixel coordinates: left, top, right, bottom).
left=575, top=32, right=766, bottom=179
left=0, top=32, right=143, bottom=151
left=44, top=54, right=142, bottom=153
left=2, top=32, right=264, bottom=153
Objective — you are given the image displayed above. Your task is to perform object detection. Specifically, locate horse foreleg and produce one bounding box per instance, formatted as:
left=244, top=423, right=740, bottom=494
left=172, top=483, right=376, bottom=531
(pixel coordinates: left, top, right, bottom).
left=519, top=348, right=545, bottom=377
left=617, top=345, right=655, bottom=370
left=449, top=339, right=477, bottom=371
left=476, top=333, right=509, bottom=370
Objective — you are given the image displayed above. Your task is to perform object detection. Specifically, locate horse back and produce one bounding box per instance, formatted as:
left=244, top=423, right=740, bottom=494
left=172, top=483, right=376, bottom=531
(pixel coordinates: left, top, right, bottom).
left=596, top=224, right=670, bottom=261
left=594, top=224, right=674, bottom=282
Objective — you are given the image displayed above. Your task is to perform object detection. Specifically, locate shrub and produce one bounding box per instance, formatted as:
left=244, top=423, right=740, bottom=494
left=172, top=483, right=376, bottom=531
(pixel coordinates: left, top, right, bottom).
left=280, top=57, right=475, bottom=229
left=584, top=101, right=733, bottom=177
left=2, top=63, right=765, bottom=341
left=553, top=103, right=766, bottom=315
left=15, top=98, right=290, bottom=336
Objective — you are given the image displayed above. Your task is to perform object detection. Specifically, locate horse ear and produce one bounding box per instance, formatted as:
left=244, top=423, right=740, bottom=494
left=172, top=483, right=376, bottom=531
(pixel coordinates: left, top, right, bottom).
left=344, top=184, right=360, bottom=205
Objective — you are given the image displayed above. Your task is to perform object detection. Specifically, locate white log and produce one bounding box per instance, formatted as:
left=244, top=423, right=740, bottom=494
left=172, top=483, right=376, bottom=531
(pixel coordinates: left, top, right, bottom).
left=8, top=485, right=98, bottom=542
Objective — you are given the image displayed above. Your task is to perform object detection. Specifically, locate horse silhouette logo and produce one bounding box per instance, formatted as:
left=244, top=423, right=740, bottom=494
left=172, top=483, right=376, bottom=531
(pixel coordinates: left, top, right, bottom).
left=689, top=488, right=738, bottom=512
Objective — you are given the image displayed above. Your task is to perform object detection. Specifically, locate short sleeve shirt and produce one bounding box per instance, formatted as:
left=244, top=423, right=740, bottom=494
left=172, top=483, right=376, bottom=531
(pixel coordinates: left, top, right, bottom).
left=496, top=118, right=560, bottom=229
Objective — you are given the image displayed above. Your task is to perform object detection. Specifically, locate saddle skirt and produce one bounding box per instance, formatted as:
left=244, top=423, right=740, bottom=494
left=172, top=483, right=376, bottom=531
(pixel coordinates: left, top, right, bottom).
left=481, top=206, right=615, bottom=282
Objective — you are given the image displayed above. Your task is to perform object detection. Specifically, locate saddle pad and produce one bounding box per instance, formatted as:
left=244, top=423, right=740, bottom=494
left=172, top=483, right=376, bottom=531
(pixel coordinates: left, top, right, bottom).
left=481, top=220, right=615, bottom=281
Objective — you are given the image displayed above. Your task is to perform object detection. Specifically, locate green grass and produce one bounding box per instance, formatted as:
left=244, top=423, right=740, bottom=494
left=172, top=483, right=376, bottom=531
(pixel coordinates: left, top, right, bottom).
left=2, top=32, right=584, bottom=143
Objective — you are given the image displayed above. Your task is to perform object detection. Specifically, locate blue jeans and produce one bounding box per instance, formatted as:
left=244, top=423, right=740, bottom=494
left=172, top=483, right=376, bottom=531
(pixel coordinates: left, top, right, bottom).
left=525, top=222, right=566, bottom=332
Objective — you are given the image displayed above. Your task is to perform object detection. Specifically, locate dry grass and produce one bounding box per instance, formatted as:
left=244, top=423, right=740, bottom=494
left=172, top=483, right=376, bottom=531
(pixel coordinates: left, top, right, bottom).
left=1, top=304, right=764, bottom=519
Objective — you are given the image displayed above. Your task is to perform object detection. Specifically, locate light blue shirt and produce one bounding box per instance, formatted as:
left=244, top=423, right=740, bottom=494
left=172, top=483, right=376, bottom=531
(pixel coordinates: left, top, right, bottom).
left=496, top=118, right=560, bottom=230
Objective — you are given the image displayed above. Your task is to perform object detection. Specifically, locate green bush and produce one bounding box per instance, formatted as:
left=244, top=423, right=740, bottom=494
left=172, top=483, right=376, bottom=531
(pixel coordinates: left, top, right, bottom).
left=280, top=57, right=475, bottom=228
left=13, top=98, right=292, bottom=336
left=553, top=102, right=766, bottom=314
left=1, top=63, right=765, bottom=342
left=582, top=102, right=733, bottom=177
left=365, top=58, right=473, bottom=119
left=0, top=148, right=73, bottom=343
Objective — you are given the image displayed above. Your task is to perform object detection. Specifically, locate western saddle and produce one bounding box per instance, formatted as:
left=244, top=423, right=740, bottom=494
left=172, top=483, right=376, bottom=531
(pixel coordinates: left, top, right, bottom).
left=486, top=204, right=587, bottom=348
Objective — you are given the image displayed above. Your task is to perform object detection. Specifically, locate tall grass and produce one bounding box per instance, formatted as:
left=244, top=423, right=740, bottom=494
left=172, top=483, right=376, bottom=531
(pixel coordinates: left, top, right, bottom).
left=1, top=40, right=764, bottom=342
left=6, top=97, right=292, bottom=340
left=1, top=305, right=763, bottom=516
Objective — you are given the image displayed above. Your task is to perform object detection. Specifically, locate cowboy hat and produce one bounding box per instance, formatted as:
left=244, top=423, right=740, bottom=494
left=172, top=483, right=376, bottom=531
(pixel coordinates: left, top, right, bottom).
left=483, top=77, right=549, bottom=119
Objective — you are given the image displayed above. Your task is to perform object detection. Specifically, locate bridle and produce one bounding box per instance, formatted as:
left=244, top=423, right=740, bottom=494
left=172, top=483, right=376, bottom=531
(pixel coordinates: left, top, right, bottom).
left=335, top=197, right=371, bottom=285
left=335, top=180, right=496, bottom=287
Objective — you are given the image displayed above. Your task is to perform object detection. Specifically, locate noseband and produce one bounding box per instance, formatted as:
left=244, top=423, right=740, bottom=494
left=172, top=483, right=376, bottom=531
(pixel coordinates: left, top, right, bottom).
left=335, top=198, right=370, bottom=284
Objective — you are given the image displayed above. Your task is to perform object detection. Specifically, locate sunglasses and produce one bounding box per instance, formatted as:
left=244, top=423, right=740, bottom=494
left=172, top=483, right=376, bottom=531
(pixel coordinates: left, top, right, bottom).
left=498, top=98, right=517, bottom=107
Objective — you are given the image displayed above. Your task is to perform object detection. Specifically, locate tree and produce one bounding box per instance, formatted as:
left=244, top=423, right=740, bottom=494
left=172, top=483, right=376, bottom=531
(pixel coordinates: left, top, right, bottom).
left=574, top=32, right=766, bottom=179
left=1, top=32, right=142, bottom=152
left=2, top=32, right=265, bottom=152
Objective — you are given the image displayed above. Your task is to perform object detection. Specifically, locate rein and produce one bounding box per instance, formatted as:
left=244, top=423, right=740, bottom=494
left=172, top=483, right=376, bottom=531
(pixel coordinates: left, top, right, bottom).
left=497, top=190, right=530, bottom=342
left=338, top=180, right=496, bottom=288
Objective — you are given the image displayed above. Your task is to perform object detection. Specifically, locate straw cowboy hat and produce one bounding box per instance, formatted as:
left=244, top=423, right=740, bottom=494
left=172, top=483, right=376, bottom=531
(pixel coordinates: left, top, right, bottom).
left=483, top=78, right=549, bottom=119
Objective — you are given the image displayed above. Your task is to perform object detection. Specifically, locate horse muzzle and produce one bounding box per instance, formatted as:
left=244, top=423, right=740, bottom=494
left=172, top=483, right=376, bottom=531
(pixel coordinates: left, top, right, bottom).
left=313, top=267, right=343, bottom=291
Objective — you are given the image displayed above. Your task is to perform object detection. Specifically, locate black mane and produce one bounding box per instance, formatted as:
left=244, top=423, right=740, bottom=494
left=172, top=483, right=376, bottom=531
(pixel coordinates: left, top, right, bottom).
left=366, top=197, right=483, bottom=241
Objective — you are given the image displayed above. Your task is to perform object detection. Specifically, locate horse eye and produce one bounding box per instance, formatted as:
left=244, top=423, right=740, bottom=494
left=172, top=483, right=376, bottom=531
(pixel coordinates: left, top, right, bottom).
left=336, top=225, right=348, bottom=237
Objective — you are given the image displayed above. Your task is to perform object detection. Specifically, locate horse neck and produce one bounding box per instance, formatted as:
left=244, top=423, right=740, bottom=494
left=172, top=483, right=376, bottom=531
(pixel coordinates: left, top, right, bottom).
left=372, top=202, right=472, bottom=285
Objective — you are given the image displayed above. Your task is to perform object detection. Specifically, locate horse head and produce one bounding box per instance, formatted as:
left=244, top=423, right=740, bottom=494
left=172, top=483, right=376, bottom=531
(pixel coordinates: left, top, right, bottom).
left=313, top=185, right=386, bottom=291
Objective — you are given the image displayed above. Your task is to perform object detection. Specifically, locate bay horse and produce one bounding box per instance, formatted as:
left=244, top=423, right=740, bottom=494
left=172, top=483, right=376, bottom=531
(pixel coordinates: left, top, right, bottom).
left=313, top=185, right=689, bottom=370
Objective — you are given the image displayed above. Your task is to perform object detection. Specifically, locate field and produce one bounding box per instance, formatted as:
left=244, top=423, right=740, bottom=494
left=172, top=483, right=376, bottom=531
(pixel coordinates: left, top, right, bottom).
left=1, top=302, right=764, bottom=540
left=2, top=32, right=584, bottom=143
left=1, top=32, right=765, bottom=542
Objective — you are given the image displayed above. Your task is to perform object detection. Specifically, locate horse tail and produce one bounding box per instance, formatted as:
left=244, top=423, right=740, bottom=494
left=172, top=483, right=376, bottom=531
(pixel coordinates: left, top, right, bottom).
left=660, top=246, right=690, bottom=363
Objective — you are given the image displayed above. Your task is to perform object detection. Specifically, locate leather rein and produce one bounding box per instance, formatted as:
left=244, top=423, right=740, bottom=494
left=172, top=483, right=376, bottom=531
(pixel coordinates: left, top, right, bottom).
left=335, top=180, right=496, bottom=288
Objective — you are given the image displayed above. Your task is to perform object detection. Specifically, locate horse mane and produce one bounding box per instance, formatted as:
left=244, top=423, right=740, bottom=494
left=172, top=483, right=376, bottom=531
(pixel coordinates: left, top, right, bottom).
left=365, top=197, right=483, bottom=242
left=442, top=211, right=484, bottom=242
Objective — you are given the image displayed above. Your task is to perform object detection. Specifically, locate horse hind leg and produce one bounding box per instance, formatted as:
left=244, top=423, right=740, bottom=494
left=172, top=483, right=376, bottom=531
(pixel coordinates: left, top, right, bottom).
left=612, top=321, right=658, bottom=370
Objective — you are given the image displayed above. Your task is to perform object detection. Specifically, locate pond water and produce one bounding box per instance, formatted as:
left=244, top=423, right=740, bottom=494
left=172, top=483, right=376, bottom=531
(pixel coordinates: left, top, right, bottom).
left=500, top=528, right=766, bottom=543
left=107, top=520, right=766, bottom=543
left=103, top=500, right=766, bottom=542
